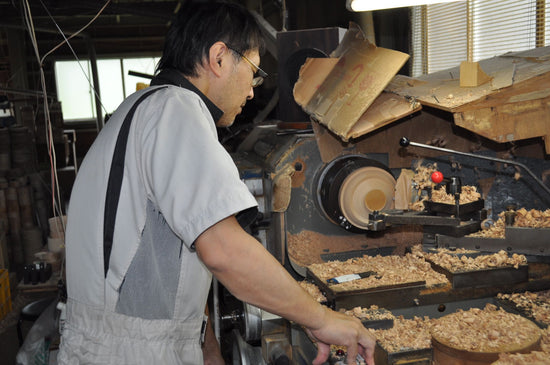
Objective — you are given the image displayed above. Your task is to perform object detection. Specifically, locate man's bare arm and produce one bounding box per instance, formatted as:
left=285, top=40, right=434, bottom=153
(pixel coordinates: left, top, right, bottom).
left=195, top=216, right=375, bottom=365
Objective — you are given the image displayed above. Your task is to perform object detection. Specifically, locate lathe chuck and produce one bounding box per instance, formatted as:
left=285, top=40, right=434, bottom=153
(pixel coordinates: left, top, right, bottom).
left=316, top=155, right=396, bottom=232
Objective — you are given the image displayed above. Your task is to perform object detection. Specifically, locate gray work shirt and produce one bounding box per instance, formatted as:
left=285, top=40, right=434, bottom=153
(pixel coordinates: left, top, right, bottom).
left=64, top=79, right=257, bottom=315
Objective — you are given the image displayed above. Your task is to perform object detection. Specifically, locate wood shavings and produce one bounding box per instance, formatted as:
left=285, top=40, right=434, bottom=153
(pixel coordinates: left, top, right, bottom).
left=329, top=305, right=394, bottom=365
left=469, top=208, right=550, bottom=238
left=497, top=290, right=550, bottom=326
left=409, top=198, right=428, bottom=211
left=308, top=253, right=449, bottom=290
left=407, top=163, right=434, bottom=211
left=513, top=208, right=550, bottom=228
left=369, top=315, right=434, bottom=353
left=287, top=228, right=422, bottom=267
left=340, top=305, right=395, bottom=322
left=431, top=304, right=541, bottom=353
left=493, top=351, right=550, bottom=364
left=408, top=163, right=482, bottom=210
left=421, top=249, right=527, bottom=272
left=469, top=214, right=506, bottom=238
left=542, top=327, right=550, bottom=353
left=494, top=329, right=550, bottom=365
left=430, top=185, right=481, bottom=205
left=287, top=230, right=372, bottom=266
left=298, top=280, right=326, bottom=303
left=411, top=162, right=438, bottom=191
left=412, top=245, right=479, bottom=256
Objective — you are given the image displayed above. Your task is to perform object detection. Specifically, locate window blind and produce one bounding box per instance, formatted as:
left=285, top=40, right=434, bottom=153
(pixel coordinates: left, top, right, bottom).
left=411, top=0, right=544, bottom=77
left=471, top=0, right=536, bottom=61
left=426, top=2, right=467, bottom=73
left=410, top=6, right=426, bottom=77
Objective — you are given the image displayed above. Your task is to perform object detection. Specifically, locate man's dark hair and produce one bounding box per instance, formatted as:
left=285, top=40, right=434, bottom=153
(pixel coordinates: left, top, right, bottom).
left=157, top=1, right=265, bottom=77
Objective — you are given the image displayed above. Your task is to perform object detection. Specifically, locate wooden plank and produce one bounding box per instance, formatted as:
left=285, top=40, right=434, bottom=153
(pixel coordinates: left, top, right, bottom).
left=453, top=97, right=550, bottom=153
left=453, top=72, right=550, bottom=113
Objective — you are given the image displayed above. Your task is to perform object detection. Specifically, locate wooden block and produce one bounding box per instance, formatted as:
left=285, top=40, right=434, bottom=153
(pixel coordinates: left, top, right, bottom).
left=460, top=61, right=492, bottom=87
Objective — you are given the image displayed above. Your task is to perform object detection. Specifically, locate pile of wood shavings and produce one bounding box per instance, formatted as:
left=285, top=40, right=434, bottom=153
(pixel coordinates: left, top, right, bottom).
left=298, top=281, right=326, bottom=303
left=469, top=215, right=506, bottom=238
left=469, top=208, right=550, bottom=238
left=493, top=351, right=550, bottom=364
left=308, top=254, right=449, bottom=290
left=513, top=208, right=550, bottom=228
left=542, top=327, right=550, bottom=352
left=340, top=305, right=395, bottom=321
left=330, top=306, right=396, bottom=361
left=411, top=162, right=438, bottom=190
left=369, top=315, right=434, bottom=353
left=497, top=290, right=550, bottom=326
left=431, top=304, right=541, bottom=352
left=408, top=161, right=482, bottom=209
left=413, top=245, right=479, bottom=255
left=409, top=163, right=438, bottom=211
left=409, top=199, right=427, bottom=212
left=422, top=249, right=527, bottom=272
left=431, top=185, right=481, bottom=205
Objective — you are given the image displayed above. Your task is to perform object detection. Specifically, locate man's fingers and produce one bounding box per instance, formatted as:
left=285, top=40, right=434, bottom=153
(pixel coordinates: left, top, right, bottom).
left=357, top=329, right=376, bottom=365
left=312, top=342, right=330, bottom=365
left=346, top=342, right=359, bottom=365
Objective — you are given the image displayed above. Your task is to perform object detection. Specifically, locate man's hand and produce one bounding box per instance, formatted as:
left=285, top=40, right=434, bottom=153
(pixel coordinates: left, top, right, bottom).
left=307, top=307, right=376, bottom=365
left=203, top=351, right=225, bottom=365
left=202, top=309, right=225, bottom=365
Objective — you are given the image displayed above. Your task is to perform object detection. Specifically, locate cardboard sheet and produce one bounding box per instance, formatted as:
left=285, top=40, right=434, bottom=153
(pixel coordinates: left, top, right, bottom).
left=386, top=46, right=550, bottom=112
left=293, top=23, right=414, bottom=141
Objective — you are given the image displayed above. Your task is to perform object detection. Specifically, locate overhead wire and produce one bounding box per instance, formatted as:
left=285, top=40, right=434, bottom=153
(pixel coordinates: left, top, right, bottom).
left=37, top=0, right=109, bottom=120
left=39, top=0, right=111, bottom=66
left=21, top=0, right=65, bottom=226
left=20, top=0, right=111, bottom=279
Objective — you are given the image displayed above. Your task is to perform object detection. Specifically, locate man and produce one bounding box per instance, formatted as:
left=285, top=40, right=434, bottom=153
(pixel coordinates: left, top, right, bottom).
left=57, top=2, right=375, bottom=365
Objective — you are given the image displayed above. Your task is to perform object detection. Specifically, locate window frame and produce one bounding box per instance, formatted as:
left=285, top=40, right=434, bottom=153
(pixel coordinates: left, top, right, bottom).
left=54, top=54, right=161, bottom=124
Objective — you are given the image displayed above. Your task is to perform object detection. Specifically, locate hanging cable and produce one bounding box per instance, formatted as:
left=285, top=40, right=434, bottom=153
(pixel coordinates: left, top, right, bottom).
left=40, top=0, right=112, bottom=65
left=21, top=0, right=111, bottom=279
left=22, top=0, right=64, bottom=222
left=38, top=0, right=109, bottom=118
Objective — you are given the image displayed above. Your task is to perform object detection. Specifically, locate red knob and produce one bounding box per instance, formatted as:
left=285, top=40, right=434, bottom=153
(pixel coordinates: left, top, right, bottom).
left=431, top=171, right=444, bottom=184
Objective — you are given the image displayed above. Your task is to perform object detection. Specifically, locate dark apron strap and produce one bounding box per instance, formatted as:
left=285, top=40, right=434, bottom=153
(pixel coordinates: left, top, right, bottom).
left=103, top=86, right=167, bottom=277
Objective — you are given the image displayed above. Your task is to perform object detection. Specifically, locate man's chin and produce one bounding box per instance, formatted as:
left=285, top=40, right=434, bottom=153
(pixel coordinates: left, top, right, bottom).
left=216, top=115, right=236, bottom=128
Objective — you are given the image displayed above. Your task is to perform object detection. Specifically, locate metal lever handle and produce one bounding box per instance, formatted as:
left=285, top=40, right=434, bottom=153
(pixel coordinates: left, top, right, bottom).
left=399, top=137, right=550, bottom=197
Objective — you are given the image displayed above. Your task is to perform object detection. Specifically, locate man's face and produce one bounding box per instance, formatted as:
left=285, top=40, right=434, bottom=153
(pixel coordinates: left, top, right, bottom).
left=215, top=49, right=260, bottom=127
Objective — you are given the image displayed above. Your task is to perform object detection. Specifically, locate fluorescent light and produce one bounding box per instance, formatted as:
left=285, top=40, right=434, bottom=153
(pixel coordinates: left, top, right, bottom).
left=346, top=0, right=466, bottom=12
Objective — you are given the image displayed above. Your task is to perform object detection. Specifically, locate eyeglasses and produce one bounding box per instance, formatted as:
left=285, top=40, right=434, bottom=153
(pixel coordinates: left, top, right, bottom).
left=226, top=45, right=268, bottom=88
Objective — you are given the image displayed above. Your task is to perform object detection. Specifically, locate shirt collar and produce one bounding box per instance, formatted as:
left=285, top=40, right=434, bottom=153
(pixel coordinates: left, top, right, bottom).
left=150, top=69, right=224, bottom=123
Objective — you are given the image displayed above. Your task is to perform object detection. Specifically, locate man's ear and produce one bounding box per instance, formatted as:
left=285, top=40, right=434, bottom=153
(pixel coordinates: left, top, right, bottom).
left=208, top=41, right=229, bottom=78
